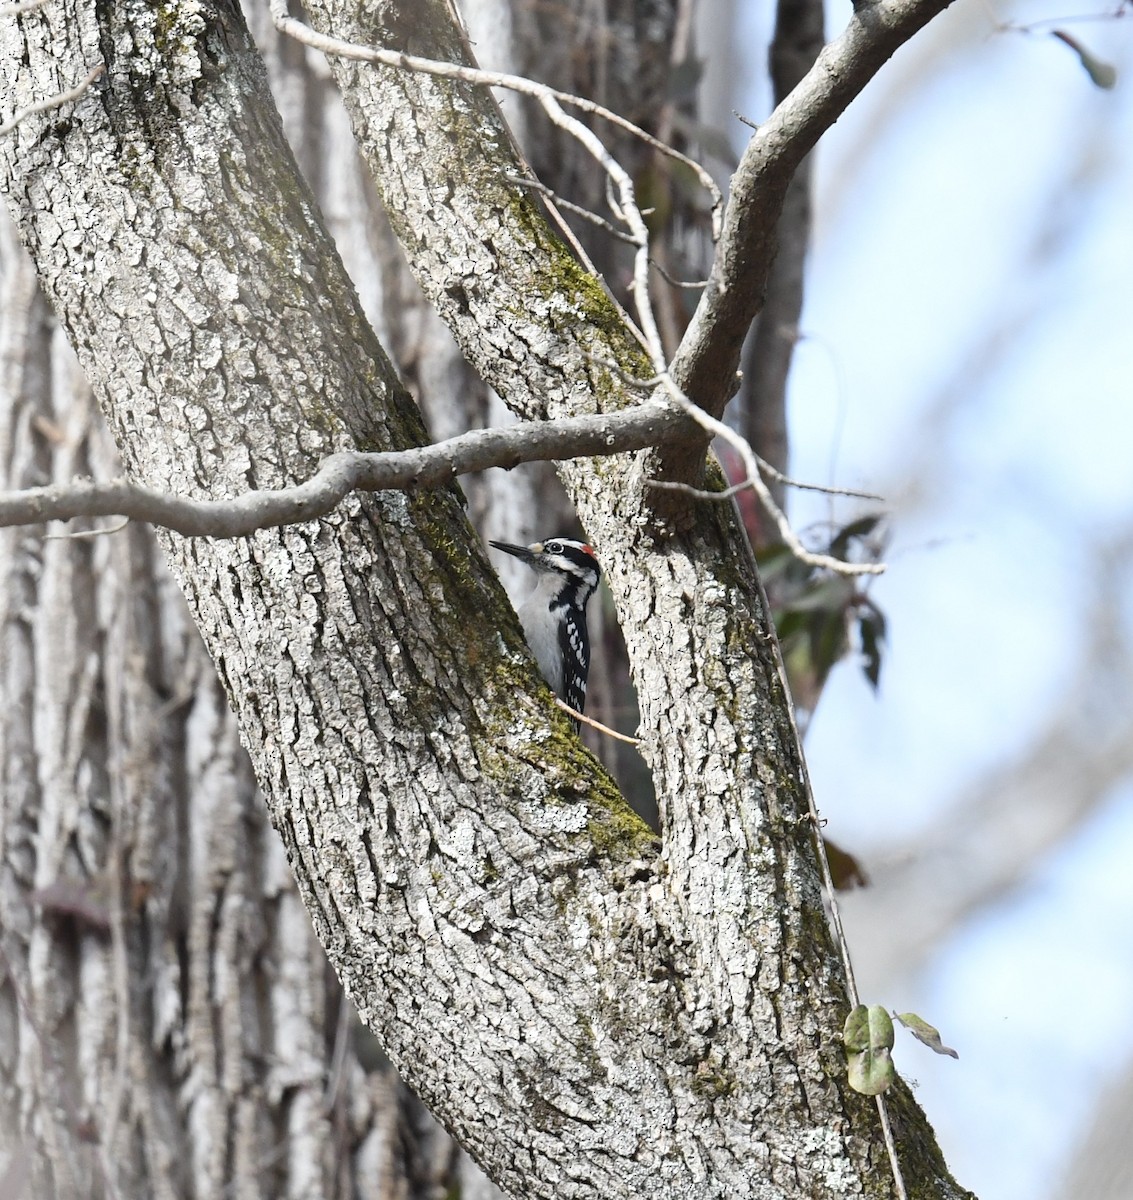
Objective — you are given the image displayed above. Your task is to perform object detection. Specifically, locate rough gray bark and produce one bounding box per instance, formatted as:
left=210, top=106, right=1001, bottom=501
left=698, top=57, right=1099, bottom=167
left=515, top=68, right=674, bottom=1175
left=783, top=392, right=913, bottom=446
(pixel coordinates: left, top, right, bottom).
left=484, top=0, right=682, bottom=321
left=0, top=2, right=969, bottom=1198
left=0, top=209, right=415, bottom=1199
left=0, top=7, right=464, bottom=1200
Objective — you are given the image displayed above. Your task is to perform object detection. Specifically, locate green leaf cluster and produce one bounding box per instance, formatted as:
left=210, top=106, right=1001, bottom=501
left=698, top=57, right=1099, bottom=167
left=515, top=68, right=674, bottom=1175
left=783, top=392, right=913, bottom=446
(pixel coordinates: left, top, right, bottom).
left=758, top=514, right=887, bottom=715
left=844, top=1006, right=960, bottom=1096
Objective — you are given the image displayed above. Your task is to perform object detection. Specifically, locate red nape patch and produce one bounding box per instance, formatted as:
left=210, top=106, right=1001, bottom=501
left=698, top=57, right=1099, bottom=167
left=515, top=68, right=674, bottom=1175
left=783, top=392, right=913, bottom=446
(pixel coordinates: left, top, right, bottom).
left=581, top=544, right=595, bottom=557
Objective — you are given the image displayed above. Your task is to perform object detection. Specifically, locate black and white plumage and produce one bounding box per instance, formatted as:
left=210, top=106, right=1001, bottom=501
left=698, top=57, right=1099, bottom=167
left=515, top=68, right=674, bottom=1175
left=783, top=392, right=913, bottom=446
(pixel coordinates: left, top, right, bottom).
left=489, top=537, right=601, bottom=728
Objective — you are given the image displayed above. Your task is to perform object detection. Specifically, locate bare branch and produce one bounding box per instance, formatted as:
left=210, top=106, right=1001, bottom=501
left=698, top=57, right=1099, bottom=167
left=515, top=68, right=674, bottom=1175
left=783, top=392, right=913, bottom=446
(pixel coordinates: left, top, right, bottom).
left=756, top=462, right=882, bottom=502
left=269, top=0, right=721, bottom=369
left=877, top=1096, right=909, bottom=1200
left=538, top=90, right=669, bottom=371
left=581, top=354, right=882, bottom=575
left=0, top=63, right=103, bottom=137
left=0, top=405, right=690, bottom=538
left=505, top=175, right=637, bottom=243
left=650, top=466, right=879, bottom=505
left=268, top=0, right=899, bottom=580
left=649, top=380, right=885, bottom=577
left=43, top=518, right=130, bottom=540
left=667, top=0, right=957, bottom=467
left=583, top=354, right=882, bottom=572
left=648, top=259, right=708, bottom=290
left=268, top=0, right=721, bottom=231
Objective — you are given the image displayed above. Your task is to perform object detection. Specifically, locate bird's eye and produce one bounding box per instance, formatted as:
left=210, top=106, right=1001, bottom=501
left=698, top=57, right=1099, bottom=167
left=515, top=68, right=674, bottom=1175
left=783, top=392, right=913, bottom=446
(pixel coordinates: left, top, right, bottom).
left=545, top=540, right=562, bottom=554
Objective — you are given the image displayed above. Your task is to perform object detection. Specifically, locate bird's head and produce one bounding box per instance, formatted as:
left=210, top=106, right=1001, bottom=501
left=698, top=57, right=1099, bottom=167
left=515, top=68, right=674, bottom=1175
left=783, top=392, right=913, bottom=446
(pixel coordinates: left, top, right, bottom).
left=490, top=537, right=601, bottom=595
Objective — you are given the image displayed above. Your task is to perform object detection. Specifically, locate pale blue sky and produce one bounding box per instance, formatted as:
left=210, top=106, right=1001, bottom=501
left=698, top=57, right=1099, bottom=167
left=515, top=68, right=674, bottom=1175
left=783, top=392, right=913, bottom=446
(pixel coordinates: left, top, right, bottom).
left=742, top=1, right=1133, bottom=1194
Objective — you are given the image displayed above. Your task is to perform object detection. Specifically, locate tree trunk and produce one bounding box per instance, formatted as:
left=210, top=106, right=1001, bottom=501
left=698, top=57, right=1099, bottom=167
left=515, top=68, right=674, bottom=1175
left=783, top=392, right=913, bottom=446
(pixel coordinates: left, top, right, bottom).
left=0, top=205, right=446, bottom=1199
left=0, top=7, right=472, bottom=1200
left=0, top=1, right=968, bottom=1197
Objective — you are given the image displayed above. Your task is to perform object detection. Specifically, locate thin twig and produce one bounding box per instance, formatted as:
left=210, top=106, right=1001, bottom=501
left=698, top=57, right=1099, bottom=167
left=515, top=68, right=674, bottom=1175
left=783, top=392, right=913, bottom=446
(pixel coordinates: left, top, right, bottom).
left=43, top=517, right=129, bottom=540
left=555, top=698, right=641, bottom=746
left=648, top=258, right=709, bottom=290
left=650, top=378, right=886, bottom=577
left=775, top=629, right=907, bottom=1199
left=998, top=8, right=1131, bottom=32
left=505, top=175, right=636, bottom=243
left=569, top=147, right=880, bottom=580
left=494, top=146, right=639, bottom=346
left=652, top=462, right=880, bottom=503
left=582, top=354, right=885, bottom=573
left=876, top=1094, right=909, bottom=1200
left=323, top=991, right=353, bottom=1116
left=0, top=62, right=103, bottom=137
left=756, top=462, right=882, bottom=502
left=539, top=88, right=667, bottom=366
left=270, top=0, right=718, bottom=377
left=268, top=0, right=722, bottom=236
left=583, top=354, right=663, bottom=392
left=735, top=509, right=906, bottom=1194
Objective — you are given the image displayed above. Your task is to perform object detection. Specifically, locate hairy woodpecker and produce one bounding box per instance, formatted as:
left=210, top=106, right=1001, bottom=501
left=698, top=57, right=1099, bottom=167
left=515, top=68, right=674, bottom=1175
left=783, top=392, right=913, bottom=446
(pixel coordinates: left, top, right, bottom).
left=489, top=537, right=601, bottom=727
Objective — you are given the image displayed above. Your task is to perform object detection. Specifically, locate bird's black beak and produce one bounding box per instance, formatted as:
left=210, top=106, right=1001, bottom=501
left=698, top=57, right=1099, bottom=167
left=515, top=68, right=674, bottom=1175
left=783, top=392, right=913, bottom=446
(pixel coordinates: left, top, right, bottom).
left=489, top=539, right=537, bottom=565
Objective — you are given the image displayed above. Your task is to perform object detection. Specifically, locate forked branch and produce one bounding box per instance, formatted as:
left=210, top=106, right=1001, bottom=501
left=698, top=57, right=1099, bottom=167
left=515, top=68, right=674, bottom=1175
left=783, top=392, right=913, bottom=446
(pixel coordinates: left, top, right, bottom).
left=670, top=0, right=959, bottom=429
